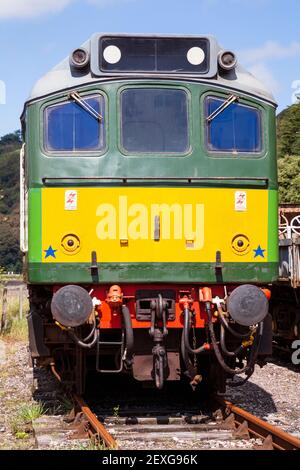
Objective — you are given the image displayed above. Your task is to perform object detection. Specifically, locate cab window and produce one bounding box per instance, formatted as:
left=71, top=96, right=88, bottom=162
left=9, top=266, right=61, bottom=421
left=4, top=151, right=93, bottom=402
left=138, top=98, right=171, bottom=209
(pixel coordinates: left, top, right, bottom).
left=44, top=94, right=105, bottom=152
left=121, top=88, right=189, bottom=154
left=205, top=96, right=262, bottom=154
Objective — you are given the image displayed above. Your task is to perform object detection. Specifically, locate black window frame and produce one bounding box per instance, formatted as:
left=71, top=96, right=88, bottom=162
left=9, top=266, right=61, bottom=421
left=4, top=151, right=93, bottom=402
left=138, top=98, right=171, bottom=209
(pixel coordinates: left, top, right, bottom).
left=119, top=86, right=191, bottom=156
left=43, top=92, right=107, bottom=156
left=99, top=36, right=210, bottom=74
left=204, top=94, right=264, bottom=156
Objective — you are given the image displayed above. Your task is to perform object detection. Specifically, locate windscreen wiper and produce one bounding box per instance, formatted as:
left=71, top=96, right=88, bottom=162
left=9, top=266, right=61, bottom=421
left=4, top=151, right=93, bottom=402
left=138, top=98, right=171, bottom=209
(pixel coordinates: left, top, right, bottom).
left=206, top=94, right=239, bottom=122
left=69, top=91, right=103, bottom=122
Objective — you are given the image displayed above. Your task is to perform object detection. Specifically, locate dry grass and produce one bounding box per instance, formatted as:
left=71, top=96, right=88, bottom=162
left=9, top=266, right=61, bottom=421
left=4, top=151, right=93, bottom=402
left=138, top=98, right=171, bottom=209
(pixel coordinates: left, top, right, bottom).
left=0, top=294, right=29, bottom=342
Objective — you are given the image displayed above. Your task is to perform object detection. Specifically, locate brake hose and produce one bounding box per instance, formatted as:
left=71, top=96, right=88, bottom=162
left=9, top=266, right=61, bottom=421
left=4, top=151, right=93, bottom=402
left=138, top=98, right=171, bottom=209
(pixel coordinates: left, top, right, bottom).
left=207, top=302, right=263, bottom=376
left=180, top=328, right=198, bottom=380
left=220, top=325, right=244, bottom=357
left=121, top=305, right=134, bottom=368
left=217, top=306, right=251, bottom=339
left=67, top=328, right=99, bottom=349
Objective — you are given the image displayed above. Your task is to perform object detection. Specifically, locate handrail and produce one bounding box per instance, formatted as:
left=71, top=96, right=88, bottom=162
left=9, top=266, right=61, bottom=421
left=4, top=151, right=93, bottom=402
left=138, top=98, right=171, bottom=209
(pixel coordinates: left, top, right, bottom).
left=20, top=144, right=28, bottom=253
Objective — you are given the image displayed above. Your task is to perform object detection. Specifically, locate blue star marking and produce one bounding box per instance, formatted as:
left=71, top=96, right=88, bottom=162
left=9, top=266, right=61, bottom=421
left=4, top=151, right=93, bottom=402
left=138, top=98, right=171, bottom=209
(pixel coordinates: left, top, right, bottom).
left=253, top=245, right=265, bottom=258
left=44, top=246, right=57, bottom=259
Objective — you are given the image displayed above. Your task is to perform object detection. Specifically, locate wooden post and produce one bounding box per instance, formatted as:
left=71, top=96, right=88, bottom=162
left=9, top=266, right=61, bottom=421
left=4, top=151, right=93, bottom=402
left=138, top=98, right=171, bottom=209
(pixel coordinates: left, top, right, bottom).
left=1, top=286, right=8, bottom=333
left=19, top=285, right=23, bottom=320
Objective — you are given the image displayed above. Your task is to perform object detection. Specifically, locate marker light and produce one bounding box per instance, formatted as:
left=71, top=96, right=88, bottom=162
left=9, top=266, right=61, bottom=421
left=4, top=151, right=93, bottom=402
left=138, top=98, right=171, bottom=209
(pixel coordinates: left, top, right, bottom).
left=70, top=48, right=90, bottom=69
left=218, top=50, right=237, bottom=71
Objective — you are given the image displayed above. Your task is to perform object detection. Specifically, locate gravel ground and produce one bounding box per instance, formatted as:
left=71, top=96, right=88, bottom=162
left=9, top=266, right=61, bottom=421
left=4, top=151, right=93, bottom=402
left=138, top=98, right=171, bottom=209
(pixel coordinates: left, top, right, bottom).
left=0, top=338, right=299, bottom=450
left=226, top=359, right=300, bottom=438
left=115, top=436, right=263, bottom=450
left=0, top=339, right=85, bottom=450
left=0, top=340, right=34, bottom=450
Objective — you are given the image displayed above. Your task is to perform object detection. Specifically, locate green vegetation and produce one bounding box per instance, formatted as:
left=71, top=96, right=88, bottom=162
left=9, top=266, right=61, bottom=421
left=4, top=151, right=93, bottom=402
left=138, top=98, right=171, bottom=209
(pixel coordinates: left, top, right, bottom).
left=277, top=103, right=300, bottom=202
left=278, top=156, right=300, bottom=203
left=277, top=103, right=300, bottom=158
left=2, top=314, right=28, bottom=342
left=0, top=292, right=29, bottom=341
left=10, top=402, right=45, bottom=439
left=51, top=394, right=74, bottom=415
left=71, top=441, right=108, bottom=450
left=18, top=402, right=46, bottom=422
left=0, top=131, right=22, bottom=272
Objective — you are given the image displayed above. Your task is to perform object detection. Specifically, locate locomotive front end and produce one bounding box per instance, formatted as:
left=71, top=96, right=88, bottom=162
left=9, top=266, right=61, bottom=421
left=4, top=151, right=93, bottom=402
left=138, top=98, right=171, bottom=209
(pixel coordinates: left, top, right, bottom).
left=21, top=33, right=278, bottom=393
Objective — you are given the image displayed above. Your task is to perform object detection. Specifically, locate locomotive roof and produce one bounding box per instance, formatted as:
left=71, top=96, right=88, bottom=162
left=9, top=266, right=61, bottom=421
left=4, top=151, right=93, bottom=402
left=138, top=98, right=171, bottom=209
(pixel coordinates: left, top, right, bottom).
left=27, top=33, right=276, bottom=106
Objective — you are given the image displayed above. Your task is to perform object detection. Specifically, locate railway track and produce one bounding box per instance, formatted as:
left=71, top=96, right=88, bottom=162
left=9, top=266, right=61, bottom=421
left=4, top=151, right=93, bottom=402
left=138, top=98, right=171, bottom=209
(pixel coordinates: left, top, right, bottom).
left=73, top=394, right=118, bottom=449
left=217, top=399, right=300, bottom=451
left=71, top=394, right=300, bottom=451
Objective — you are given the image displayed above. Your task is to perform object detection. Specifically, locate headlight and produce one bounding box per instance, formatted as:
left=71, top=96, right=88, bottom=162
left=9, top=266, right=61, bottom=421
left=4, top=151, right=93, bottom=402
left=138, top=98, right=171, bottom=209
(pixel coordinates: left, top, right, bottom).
left=51, top=285, right=93, bottom=327
left=227, top=284, right=269, bottom=326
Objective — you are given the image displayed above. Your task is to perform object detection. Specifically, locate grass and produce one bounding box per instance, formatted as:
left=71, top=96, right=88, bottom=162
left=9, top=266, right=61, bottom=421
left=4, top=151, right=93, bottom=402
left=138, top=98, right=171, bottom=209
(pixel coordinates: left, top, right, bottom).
left=0, top=295, right=29, bottom=342
left=72, top=440, right=109, bottom=451
left=113, top=405, right=120, bottom=417
left=19, top=402, right=46, bottom=422
left=10, top=402, right=46, bottom=439
left=50, top=393, right=74, bottom=415
left=0, top=275, right=22, bottom=284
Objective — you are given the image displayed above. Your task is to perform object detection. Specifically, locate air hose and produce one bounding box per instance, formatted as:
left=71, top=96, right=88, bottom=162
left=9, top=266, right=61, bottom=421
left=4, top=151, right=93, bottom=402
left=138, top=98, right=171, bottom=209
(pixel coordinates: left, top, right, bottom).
left=206, top=302, right=263, bottom=376
left=180, top=328, right=197, bottom=380
left=67, top=304, right=134, bottom=366
left=66, top=311, right=99, bottom=349
left=121, top=305, right=134, bottom=368
left=217, top=306, right=251, bottom=339
left=220, top=325, right=244, bottom=357
left=82, top=316, right=96, bottom=342
left=68, top=328, right=99, bottom=349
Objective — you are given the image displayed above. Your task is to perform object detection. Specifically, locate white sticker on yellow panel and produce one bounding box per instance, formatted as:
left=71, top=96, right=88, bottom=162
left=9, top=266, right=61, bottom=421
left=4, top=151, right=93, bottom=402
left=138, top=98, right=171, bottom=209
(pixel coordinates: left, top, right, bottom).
left=65, top=190, right=77, bottom=211
left=235, top=191, right=247, bottom=211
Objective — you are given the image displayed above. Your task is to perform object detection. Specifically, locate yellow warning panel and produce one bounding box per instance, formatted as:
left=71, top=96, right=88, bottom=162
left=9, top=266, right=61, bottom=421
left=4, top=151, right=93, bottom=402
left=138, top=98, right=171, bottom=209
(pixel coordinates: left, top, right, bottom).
left=41, top=187, right=268, bottom=263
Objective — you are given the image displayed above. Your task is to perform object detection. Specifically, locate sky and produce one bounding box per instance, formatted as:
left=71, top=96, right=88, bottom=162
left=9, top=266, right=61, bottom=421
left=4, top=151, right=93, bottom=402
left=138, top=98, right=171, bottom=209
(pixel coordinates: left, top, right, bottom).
left=0, top=0, right=300, bottom=137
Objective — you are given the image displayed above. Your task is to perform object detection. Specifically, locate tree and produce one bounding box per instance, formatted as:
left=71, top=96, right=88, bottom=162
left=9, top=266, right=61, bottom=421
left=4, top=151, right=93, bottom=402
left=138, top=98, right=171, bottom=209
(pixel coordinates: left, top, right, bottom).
left=277, top=104, right=300, bottom=158
left=0, top=221, right=22, bottom=272
left=0, top=130, right=21, bottom=148
left=278, top=156, right=300, bottom=203
left=0, top=132, right=22, bottom=272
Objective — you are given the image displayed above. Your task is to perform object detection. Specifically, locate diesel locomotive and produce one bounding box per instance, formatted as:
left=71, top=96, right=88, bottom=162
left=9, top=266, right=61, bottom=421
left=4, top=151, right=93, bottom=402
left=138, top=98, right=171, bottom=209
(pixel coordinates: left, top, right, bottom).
left=20, top=34, right=278, bottom=394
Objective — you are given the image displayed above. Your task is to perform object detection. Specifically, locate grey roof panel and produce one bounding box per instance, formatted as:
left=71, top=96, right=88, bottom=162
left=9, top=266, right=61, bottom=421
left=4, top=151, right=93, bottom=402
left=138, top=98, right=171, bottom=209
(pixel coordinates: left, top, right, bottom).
left=27, top=34, right=276, bottom=106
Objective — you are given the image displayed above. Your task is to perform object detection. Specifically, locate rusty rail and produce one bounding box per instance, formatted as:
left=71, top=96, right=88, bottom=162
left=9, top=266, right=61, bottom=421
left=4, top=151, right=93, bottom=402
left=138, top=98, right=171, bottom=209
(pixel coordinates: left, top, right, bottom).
left=73, top=394, right=118, bottom=449
left=71, top=393, right=300, bottom=451
left=220, top=399, right=300, bottom=451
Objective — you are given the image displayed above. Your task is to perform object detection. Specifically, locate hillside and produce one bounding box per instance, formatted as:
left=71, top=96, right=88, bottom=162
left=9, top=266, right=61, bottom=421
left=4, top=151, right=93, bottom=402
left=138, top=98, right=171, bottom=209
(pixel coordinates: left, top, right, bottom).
left=0, top=131, right=22, bottom=272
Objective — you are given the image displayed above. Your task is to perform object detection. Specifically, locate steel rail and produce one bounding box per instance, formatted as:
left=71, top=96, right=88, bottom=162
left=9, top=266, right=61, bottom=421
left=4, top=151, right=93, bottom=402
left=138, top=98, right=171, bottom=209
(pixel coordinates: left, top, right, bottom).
left=71, top=394, right=300, bottom=450
left=73, top=394, right=119, bottom=449
left=221, top=399, right=300, bottom=451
